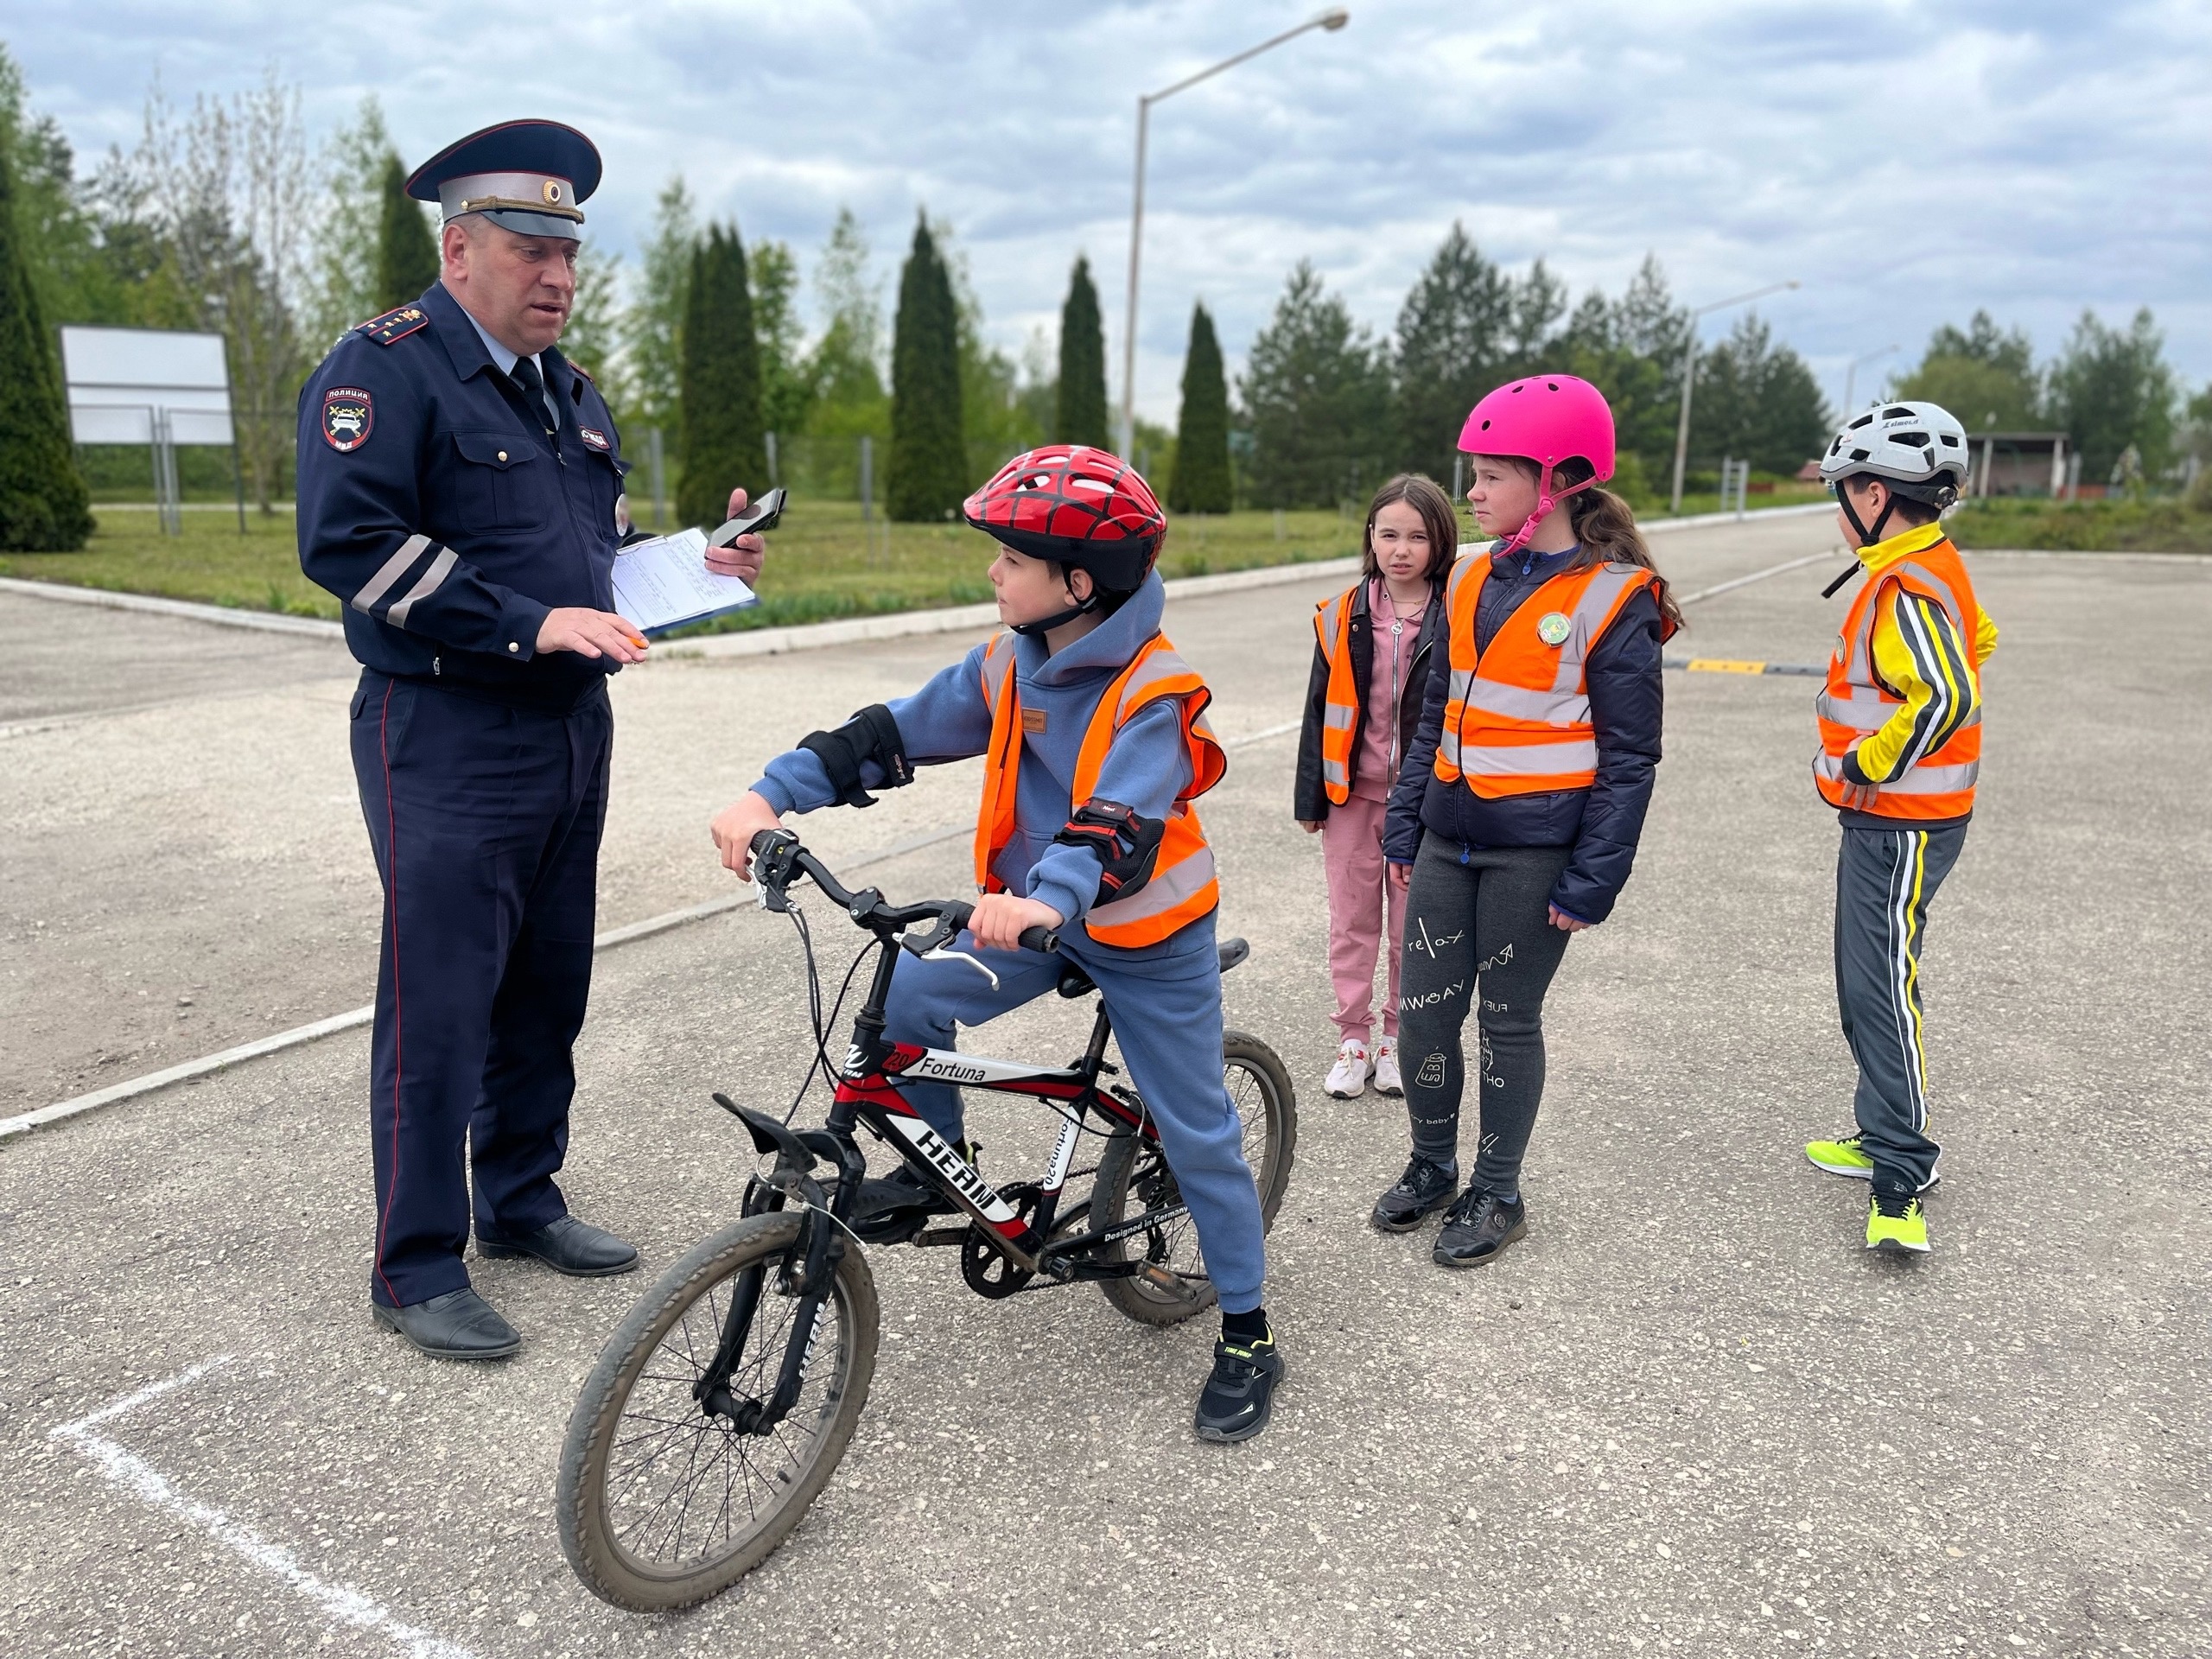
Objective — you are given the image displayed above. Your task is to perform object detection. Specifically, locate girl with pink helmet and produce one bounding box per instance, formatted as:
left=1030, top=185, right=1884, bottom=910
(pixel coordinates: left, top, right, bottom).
left=1371, top=375, right=1681, bottom=1267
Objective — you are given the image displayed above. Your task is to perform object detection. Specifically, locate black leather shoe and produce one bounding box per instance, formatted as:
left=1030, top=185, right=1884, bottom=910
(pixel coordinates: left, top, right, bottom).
left=372, top=1287, right=521, bottom=1361
left=1433, top=1189, right=1528, bottom=1268
left=477, top=1215, right=639, bottom=1277
left=1371, top=1156, right=1459, bottom=1233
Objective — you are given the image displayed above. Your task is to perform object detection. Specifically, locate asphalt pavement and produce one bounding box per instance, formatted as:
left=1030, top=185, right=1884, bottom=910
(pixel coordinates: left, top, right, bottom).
left=3, top=515, right=2207, bottom=1658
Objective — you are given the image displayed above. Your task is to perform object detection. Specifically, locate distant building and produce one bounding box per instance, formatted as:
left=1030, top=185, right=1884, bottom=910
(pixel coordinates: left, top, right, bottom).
left=1964, top=431, right=2072, bottom=499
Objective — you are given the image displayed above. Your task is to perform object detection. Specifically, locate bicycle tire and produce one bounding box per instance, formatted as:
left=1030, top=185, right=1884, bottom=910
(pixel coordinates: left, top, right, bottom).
left=1089, top=1030, right=1298, bottom=1326
left=556, top=1211, right=879, bottom=1611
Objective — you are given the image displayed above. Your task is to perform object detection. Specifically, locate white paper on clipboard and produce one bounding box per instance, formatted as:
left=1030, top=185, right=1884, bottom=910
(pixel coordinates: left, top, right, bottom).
left=610, top=527, right=760, bottom=634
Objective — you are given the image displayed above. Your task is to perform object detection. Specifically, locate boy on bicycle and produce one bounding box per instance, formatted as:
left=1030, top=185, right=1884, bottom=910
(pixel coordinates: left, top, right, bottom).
left=711, top=446, right=1282, bottom=1443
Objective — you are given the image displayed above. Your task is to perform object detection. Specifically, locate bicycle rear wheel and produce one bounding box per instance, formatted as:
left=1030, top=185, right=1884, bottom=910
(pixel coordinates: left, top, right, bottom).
left=1090, top=1030, right=1298, bottom=1325
left=556, top=1211, right=878, bottom=1611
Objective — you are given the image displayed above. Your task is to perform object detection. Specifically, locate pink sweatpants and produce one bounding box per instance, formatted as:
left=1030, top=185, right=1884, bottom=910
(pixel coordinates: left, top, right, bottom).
left=1320, top=792, right=1401, bottom=1042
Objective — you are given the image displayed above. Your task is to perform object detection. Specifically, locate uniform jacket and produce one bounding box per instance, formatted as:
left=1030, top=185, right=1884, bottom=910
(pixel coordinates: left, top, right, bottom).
left=753, top=575, right=1204, bottom=955
left=1384, top=543, right=1665, bottom=925
left=1293, top=576, right=1446, bottom=823
left=296, top=282, right=633, bottom=711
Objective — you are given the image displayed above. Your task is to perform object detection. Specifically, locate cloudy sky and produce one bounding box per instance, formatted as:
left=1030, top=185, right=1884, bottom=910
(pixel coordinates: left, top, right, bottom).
left=12, top=1, right=2209, bottom=424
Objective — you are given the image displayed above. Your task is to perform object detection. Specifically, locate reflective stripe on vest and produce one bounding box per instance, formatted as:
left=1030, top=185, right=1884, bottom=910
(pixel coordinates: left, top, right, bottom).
left=1314, top=590, right=1359, bottom=804
left=973, top=631, right=1225, bottom=948
left=1813, top=537, right=1985, bottom=820
left=1433, top=554, right=1653, bottom=798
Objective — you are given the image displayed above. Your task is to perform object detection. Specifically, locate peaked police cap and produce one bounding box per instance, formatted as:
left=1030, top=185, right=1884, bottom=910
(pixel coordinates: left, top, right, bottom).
left=404, top=120, right=602, bottom=242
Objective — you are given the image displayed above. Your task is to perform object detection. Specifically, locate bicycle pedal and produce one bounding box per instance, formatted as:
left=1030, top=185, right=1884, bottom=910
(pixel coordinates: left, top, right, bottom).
left=1139, top=1262, right=1204, bottom=1302
left=912, top=1226, right=968, bottom=1249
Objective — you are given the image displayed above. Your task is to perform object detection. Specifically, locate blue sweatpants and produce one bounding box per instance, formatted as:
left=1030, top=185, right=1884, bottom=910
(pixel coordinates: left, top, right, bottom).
left=880, top=915, right=1267, bottom=1313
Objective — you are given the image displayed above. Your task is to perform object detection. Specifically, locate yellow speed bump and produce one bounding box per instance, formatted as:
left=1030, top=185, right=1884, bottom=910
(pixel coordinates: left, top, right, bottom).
left=1684, top=658, right=1768, bottom=674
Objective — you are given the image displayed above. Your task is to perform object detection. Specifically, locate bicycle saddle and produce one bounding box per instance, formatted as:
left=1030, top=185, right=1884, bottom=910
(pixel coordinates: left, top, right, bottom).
left=1054, top=936, right=1248, bottom=1000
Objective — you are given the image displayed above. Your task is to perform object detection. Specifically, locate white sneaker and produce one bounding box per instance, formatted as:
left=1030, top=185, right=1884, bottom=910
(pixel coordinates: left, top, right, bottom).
left=1324, top=1039, right=1370, bottom=1099
left=1372, top=1037, right=1403, bottom=1096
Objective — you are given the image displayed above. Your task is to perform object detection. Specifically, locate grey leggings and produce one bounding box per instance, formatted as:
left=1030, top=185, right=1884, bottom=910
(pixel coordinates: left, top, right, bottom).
left=1396, top=837, right=1574, bottom=1194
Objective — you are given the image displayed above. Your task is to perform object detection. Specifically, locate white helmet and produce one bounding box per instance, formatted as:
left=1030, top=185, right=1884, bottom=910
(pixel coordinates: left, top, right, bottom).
left=1819, top=400, right=1970, bottom=498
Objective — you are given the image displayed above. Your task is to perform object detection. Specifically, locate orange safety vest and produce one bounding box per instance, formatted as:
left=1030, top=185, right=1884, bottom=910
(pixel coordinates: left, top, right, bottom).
left=1432, top=554, right=1656, bottom=798
left=1313, top=588, right=1361, bottom=805
left=973, top=631, right=1228, bottom=948
left=1813, top=537, right=1984, bottom=820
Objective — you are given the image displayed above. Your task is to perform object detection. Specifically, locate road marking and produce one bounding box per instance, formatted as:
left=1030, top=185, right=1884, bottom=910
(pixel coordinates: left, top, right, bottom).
left=1676, top=548, right=1849, bottom=606
left=1664, top=655, right=1825, bottom=678
left=51, top=1359, right=480, bottom=1659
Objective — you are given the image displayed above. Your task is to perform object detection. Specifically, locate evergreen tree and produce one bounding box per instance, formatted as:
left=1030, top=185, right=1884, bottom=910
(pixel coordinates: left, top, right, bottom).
left=1242, top=261, right=1389, bottom=509
left=1895, top=310, right=2042, bottom=430
left=2048, top=307, right=2177, bottom=479
left=1548, top=256, right=1691, bottom=487
left=0, top=133, right=92, bottom=550
left=1693, top=312, right=1830, bottom=475
left=1392, top=224, right=1511, bottom=483
left=1055, top=254, right=1109, bottom=449
left=373, top=154, right=439, bottom=313
left=1167, top=301, right=1231, bottom=513
left=887, top=214, right=965, bottom=520
left=677, top=222, right=766, bottom=527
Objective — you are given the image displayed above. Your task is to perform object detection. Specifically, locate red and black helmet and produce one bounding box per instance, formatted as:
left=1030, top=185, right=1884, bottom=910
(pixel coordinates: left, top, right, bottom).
left=961, top=445, right=1166, bottom=592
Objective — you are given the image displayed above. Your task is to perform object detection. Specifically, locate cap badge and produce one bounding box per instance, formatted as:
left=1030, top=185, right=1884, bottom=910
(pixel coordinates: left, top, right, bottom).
left=543, top=180, right=563, bottom=204
left=1536, top=611, right=1573, bottom=646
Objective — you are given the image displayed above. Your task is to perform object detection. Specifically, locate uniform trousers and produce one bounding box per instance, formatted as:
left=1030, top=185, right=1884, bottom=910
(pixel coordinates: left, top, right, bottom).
left=1834, top=820, right=1968, bottom=1198
left=879, top=914, right=1268, bottom=1313
left=350, top=671, right=613, bottom=1308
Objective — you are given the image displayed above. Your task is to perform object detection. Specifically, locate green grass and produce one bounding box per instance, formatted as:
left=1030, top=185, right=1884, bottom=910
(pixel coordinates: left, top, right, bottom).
left=0, top=486, right=1837, bottom=627
left=1948, top=496, right=2212, bottom=555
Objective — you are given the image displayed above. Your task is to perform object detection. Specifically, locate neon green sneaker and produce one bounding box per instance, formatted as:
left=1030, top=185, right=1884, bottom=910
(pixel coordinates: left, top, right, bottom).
left=1866, top=1194, right=1930, bottom=1254
left=1805, top=1132, right=1877, bottom=1179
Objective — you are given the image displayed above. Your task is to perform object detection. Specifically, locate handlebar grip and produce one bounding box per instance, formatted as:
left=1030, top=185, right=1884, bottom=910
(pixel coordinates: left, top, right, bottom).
left=749, top=828, right=788, bottom=857
left=1017, top=925, right=1060, bottom=954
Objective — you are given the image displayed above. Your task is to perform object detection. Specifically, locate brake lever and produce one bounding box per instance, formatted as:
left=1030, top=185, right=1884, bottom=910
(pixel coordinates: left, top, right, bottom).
left=921, top=945, right=1000, bottom=990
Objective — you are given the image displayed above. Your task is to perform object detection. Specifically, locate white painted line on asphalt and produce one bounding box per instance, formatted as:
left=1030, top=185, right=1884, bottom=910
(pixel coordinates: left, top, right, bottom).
left=1676, top=548, right=1847, bottom=606
left=51, top=1359, right=480, bottom=1659
left=3, top=715, right=1323, bottom=1142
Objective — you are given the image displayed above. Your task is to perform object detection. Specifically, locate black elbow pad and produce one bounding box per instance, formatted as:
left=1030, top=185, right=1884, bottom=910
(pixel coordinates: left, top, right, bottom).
left=798, top=703, right=912, bottom=808
left=1053, top=799, right=1166, bottom=906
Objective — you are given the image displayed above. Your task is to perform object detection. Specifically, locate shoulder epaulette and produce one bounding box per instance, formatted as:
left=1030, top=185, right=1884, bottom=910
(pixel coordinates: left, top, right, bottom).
left=569, top=359, right=594, bottom=383
left=355, top=304, right=429, bottom=346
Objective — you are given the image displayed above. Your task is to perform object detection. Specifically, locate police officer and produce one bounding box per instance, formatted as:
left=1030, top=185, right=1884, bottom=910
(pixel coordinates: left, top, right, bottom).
left=296, top=121, right=767, bottom=1361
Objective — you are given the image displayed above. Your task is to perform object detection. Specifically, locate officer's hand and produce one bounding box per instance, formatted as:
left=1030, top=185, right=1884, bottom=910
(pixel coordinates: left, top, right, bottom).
left=711, top=791, right=785, bottom=877
left=705, top=486, right=766, bottom=584
left=537, top=607, right=650, bottom=663
left=969, top=893, right=1064, bottom=952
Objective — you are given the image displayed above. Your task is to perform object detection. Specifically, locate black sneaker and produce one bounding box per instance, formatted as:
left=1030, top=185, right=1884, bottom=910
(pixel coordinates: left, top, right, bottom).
left=1371, top=1157, right=1459, bottom=1233
left=1433, top=1188, right=1528, bottom=1268
left=848, top=1159, right=957, bottom=1244
left=1193, top=1331, right=1286, bottom=1444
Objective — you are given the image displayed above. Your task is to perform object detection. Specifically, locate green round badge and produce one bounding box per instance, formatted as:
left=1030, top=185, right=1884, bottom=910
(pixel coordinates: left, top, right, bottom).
left=1536, top=611, right=1573, bottom=646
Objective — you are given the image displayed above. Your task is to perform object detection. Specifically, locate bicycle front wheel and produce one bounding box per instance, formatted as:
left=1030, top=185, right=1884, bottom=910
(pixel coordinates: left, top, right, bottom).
left=1090, top=1030, right=1298, bottom=1326
left=556, top=1211, right=879, bottom=1611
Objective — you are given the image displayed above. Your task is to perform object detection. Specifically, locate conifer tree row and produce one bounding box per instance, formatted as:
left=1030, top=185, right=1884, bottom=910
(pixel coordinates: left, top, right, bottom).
left=1056, top=255, right=1109, bottom=451
left=1168, top=301, right=1232, bottom=513
left=0, top=134, right=92, bottom=551
left=887, top=215, right=965, bottom=520
left=677, top=223, right=766, bottom=528
left=374, top=156, right=440, bottom=315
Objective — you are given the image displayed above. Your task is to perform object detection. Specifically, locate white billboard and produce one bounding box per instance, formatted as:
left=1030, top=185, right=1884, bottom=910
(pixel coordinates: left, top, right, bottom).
left=61, top=326, right=235, bottom=446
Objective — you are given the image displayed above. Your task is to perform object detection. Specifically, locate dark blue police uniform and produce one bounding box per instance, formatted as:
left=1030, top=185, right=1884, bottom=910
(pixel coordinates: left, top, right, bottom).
left=296, top=156, right=638, bottom=1312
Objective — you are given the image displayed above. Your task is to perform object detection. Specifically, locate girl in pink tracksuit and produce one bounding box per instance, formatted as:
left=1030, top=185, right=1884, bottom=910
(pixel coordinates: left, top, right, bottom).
left=1293, top=474, right=1459, bottom=1098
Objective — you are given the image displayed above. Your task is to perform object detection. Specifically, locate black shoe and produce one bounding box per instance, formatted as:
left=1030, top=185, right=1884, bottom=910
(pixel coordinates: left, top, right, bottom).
left=849, top=1154, right=963, bottom=1244
left=372, top=1287, right=521, bottom=1361
left=1371, top=1157, right=1459, bottom=1233
left=1433, top=1188, right=1528, bottom=1268
left=1193, top=1331, right=1286, bottom=1444
left=476, top=1215, right=639, bottom=1277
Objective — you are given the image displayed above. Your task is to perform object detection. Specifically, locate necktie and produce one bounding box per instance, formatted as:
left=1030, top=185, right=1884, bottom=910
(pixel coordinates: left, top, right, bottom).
left=510, top=355, right=557, bottom=438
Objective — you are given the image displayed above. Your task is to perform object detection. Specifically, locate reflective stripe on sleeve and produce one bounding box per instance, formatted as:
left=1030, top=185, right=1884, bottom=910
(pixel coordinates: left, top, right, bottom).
left=385, top=548, right=458, bottom=630
left=352, top=534, right=433, bottom=615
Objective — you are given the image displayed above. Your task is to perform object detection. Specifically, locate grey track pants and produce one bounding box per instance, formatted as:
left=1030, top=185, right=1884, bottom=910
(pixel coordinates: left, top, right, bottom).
left=1395, top=837, right=1573, bottom=1194
left=1834, top=820, right=1969, bottom=1197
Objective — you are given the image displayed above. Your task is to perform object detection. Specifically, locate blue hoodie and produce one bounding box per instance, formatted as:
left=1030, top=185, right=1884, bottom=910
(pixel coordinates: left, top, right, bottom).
left=752, top=574, right=1198, bottom=946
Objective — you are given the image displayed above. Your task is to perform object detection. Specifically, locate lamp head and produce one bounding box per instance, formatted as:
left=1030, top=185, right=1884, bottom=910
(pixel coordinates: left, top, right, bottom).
left=1319, top=9, right=1351, bottom=28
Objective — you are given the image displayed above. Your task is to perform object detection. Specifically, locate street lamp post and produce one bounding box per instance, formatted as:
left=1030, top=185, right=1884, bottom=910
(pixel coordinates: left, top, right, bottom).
left=1840, top=343, right=1899, bottom=421
left=1119, top=9, right=1350, bottom=458
left=1668, top=279, right=1801, bottom=515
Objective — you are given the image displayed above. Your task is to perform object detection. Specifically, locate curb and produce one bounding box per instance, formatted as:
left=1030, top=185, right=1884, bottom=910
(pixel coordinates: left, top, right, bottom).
left=0, top=577, right=346, bottom=640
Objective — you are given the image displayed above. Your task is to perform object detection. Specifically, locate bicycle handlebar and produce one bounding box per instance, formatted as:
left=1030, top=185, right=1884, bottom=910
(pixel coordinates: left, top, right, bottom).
left=749, top=829, right=1058, bottom=954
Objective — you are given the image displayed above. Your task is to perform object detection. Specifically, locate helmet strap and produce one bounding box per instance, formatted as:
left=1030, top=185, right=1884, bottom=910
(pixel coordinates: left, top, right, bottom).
left=1835, top=479, right=1895, bottom=549
left=1007, top=571, right=1102, bottom=639
left=1495, top=467, right=1591, bottom=559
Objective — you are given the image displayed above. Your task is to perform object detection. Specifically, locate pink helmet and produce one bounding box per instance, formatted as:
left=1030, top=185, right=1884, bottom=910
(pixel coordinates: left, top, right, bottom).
left=1458, top=374, right=1616, bottom=556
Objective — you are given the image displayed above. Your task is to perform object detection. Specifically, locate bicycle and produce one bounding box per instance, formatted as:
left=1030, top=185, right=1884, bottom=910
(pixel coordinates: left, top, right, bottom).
left=556, top=828, right=1297, bottom=1611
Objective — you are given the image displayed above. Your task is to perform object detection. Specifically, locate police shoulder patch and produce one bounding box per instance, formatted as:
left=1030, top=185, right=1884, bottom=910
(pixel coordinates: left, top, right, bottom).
left=578, top=426, right=611, bottom=452
left=321, top=387, right=374, bottom=452
left=355, top=304, right=429, bottom=346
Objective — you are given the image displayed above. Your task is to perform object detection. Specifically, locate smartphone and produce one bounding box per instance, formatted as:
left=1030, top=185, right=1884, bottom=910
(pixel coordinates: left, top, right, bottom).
left=709, top=487, right=786, bottom=547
